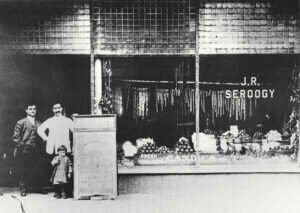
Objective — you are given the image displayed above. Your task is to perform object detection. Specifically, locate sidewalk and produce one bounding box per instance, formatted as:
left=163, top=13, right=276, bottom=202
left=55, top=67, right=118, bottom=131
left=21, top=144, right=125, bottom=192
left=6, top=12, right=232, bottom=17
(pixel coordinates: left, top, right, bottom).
left=2, top=174, right=300, bottom=213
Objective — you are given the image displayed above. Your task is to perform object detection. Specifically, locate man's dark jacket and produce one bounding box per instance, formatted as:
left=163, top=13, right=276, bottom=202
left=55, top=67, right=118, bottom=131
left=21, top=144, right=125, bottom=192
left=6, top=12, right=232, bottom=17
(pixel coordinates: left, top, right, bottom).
left=13, top=118, right=42, bottom=154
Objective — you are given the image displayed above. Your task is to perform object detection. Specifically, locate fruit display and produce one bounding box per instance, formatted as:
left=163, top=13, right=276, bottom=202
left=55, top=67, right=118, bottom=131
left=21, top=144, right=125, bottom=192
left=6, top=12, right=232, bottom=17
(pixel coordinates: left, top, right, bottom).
left=286, top=110, right=299, bottom=134
left=261, top=140, right=280, bottom=152
left=136, top=137, right=155, bottom=149
left=263, top=144, right=294, bottom=154
left=117, top=146, right=125, bottom=165
left=247, top=143, right=261, bottom=153
left=282, top=131, right=290, bottom=140
left=265, top=130, right=282, bottom=142
left=122, top=141, right=138, bottom=157
left=157, top=146, right=170, bottom=154
left=130, top=126, right=295, bottom=166
left=219, top=131, right=234, bottom=150
left=236, top=130, right=251, bottom=143
left=174, top=137, right=194, bottom=154
left=253, top=131, right=265, bottom=140
left=139, top=141, right=159, bottom=154
left=290, top=131, right=299, bottom=147
left=220, top=131, right=235, bottom=142
left=203, top=129, right=217, bottom=136
left=278, top=145, right=294, bottom=152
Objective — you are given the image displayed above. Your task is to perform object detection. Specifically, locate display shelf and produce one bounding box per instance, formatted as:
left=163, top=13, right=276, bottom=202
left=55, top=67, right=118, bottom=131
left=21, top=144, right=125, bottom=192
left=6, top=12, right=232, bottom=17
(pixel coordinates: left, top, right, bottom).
left=234, top=139, right=291, bottom=144
left=118, top=163, right=300, bottom=174
left=127, top=149, right=296, bottom=167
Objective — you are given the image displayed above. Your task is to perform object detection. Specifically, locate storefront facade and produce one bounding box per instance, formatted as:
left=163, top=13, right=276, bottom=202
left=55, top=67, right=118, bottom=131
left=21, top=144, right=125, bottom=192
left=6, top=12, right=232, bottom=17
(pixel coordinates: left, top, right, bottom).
left=0, top=0, right=299, bottom=180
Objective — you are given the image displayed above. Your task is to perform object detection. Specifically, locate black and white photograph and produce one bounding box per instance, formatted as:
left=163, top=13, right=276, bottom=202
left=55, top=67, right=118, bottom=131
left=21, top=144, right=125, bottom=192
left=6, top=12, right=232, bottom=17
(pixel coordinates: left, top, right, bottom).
left=0, top=0, right=299, bottom=212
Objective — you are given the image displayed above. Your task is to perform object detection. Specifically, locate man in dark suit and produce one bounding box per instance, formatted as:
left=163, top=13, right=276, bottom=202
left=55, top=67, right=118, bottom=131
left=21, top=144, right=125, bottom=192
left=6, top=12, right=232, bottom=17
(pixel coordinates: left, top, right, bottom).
left=13, top=103, right=45, bottom=196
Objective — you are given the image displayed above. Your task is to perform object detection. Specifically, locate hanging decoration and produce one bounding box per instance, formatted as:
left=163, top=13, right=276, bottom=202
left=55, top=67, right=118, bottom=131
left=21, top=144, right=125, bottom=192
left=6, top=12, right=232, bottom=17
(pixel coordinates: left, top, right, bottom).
left=103, top=59, right=112, bottom=77
left=154, top=88, right=195, bottom=114
left=199, top=89, right=257, bottom=126
left=184, top=88, right=195, bottom=114
left=114, top=87, right=123, bottom=116
left=156, top=88, right=170, bottom=112
left=285, top=64, right=300, bottom=157
left=154, top=86, right=252, bottom=122
left=133, top=87, right=149, bottom=120
left=99, top=86, right=114, bottom=114
left=286, top=64, right=299, bottom=134
left=99, top=59, right=114, bottom=114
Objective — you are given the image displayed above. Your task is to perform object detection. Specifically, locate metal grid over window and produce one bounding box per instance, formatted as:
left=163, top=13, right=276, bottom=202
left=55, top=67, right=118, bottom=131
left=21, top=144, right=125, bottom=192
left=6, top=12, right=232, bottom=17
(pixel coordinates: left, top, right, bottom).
left=2, top=1, right=90, bottom=54
left=1, top=0, right=299, bottom=55
left=93, top=0, right=196, bottom=55
left=198, top=0, right=299, bottom=54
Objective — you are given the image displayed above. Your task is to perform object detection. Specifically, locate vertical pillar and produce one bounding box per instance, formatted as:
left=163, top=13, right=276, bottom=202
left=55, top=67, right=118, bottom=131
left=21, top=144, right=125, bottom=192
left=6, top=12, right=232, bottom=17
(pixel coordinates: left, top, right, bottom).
left=195, top=1, right=200, bottom=161
left=95, top=59, right=102, bottom=114
left=90, top=54, right=95, bottom=114
left=89, top=0, right=96, bottom=114
left=297, top=5, right=300, bottom=165
left=298, top=61, right=300, bottom=165
left=195, top=52, right=200, bottom=132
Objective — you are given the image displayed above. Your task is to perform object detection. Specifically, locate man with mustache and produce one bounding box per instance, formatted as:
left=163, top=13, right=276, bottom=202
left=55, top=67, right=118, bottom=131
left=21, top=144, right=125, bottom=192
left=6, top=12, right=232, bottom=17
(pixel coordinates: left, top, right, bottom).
left=38, top=102, right=74, bottom=197
left=38, top=102, right=73, bottom=156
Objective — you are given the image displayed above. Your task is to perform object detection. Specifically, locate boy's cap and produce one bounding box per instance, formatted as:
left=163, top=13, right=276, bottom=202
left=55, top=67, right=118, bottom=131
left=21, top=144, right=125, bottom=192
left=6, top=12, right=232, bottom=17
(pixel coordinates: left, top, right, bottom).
left=57, top=145, right=67, bottom=152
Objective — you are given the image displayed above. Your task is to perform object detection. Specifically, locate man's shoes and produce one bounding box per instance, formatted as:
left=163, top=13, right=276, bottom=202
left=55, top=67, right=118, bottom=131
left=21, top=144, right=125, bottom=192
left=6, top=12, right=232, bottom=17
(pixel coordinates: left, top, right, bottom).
left=62, top=195, right=68, bottom=199
left=56, top=194, right=62, bottom=199
left=19, top=184, right=26, bottom=196
left=53, top=193, right=59, bottom=198
left=41, top=190, right=48, bottom=195
left=37, top=188, right=48, bottom=194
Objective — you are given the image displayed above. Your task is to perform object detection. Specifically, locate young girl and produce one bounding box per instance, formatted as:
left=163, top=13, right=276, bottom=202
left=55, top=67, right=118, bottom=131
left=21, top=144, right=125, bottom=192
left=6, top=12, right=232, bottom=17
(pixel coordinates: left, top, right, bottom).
left=50, top=145, right=72, bottom=199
